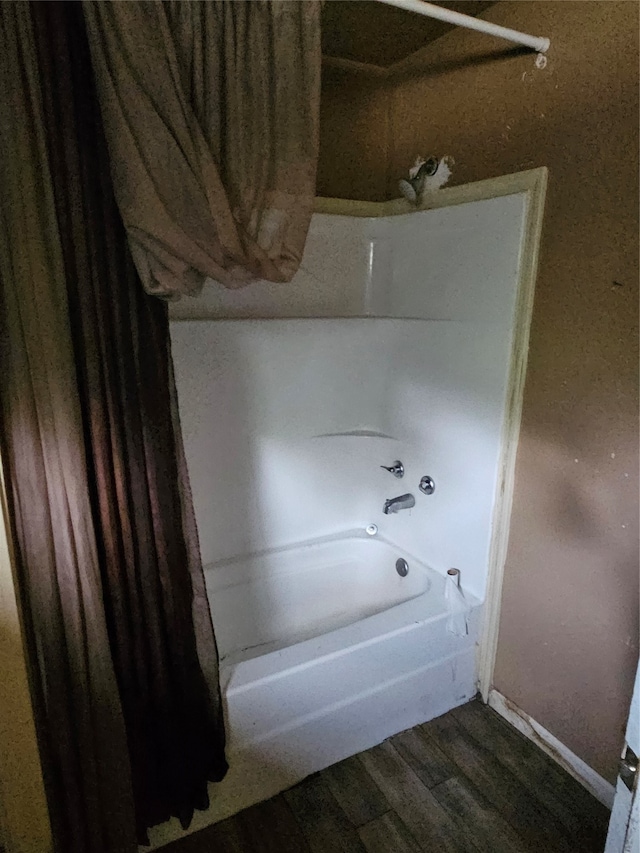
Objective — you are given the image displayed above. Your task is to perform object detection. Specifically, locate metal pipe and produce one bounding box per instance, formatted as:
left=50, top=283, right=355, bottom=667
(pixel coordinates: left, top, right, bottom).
left=374, top=0, right=550, bottom=54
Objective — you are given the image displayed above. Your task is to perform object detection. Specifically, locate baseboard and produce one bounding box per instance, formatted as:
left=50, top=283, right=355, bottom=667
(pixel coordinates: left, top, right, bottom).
left=488, top=689, right=615, bottom=809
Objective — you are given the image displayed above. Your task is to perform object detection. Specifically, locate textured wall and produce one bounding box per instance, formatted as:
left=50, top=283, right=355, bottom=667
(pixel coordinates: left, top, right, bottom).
left=319, top=66, right=390, bottom=202
left=318, top=1, right=639, bottom=783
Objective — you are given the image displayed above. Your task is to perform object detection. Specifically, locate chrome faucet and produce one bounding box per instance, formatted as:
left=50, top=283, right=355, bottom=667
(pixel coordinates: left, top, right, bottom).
left=383, top=493, right=415, bottom=514
left=380, top=460, right=404, bottom=479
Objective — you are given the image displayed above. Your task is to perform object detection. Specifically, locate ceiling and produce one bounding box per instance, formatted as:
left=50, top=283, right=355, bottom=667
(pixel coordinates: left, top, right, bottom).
left=321, top=1, right=495, bottom=68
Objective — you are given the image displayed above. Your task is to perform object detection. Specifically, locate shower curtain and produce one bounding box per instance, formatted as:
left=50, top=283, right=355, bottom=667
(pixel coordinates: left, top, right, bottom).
left=0, top=5, right=137, bottom=848
left=83, top=0, right=322, bottom=299
left=0, top=3, right=232, bottom=849
left=0, top=1, right=320, bottom=846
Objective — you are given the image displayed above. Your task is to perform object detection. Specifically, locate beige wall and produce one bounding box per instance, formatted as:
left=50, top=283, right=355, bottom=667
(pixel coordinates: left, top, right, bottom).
left=319, top=1, right=639, bottom=783
left=319, top=64, right=390, bottom=202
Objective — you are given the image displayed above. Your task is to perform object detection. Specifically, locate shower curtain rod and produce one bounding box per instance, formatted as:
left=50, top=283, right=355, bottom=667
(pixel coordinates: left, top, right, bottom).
left=374, top=0, right=550, bottom=54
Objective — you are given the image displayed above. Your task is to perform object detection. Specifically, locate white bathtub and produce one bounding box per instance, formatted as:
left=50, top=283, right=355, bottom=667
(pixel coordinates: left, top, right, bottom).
left=209, top=533, right=433, bottom=666
left=148, top=532, right=480, bottom=847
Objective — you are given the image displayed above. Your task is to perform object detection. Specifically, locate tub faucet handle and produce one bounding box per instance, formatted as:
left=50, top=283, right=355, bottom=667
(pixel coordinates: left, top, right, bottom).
left=381, top=460, right=404, bottom=479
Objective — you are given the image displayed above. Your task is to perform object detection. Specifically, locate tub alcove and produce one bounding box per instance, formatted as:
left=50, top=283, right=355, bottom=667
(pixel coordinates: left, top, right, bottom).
left=149, top=169, right=547, bottom=847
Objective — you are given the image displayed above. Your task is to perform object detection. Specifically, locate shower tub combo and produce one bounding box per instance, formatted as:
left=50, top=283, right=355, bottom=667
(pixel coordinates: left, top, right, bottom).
left=202, top=532, right=479, bottom=824
left=150, top=175, right=542, bottom=846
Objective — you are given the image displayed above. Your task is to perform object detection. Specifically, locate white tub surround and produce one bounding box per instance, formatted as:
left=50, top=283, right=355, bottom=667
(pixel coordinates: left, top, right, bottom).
left=155, top=171, right=547, bottom=849
left=170, top=316, right=518, bottom=602
left=169, top=182, right=528, bottom=323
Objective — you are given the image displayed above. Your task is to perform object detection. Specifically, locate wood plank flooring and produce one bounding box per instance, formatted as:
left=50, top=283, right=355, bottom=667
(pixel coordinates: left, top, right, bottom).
left=162, top=699, right=610, bottom=853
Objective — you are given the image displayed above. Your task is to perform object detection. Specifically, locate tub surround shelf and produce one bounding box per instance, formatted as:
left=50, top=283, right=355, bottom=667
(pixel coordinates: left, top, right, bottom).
left=312, top=430, right=399, bottom=440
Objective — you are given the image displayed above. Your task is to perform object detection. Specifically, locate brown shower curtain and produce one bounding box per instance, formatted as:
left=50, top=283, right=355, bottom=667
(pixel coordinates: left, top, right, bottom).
left=82, top=0, right=321, bottom=299
left=0, top=3, right=235, bottom=849
left=0, top=8, right=137, bottom=848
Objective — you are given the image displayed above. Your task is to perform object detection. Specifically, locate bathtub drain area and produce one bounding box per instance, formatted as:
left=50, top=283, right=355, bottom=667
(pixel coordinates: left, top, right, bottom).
left=395, top=558, right=409, bottom=577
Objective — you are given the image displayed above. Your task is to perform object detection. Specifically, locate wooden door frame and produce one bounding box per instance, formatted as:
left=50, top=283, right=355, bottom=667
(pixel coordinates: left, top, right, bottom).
left=0, top=462, right=53, bottom=852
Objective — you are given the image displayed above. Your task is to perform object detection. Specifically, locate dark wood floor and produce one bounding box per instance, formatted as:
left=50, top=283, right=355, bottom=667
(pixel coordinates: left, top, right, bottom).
left=164, top=698, right=610, bottom=853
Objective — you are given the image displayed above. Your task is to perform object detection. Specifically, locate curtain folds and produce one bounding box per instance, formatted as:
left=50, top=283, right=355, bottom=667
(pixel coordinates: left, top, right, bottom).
left=0, top=3, right=228, bottom=849
left=82, top=0, right=322, bottom=300
left=0, top=5, right=137, bottom=851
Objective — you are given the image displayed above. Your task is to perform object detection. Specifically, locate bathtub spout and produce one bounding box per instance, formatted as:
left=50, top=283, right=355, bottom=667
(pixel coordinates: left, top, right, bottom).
left=383, top=493, right=416, bottom=514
